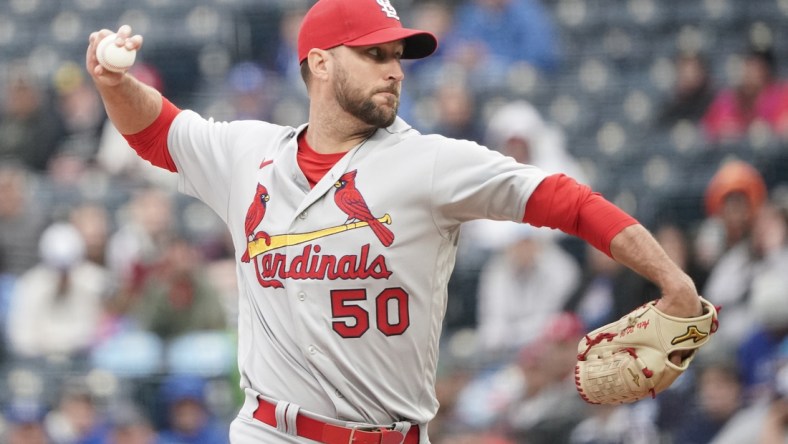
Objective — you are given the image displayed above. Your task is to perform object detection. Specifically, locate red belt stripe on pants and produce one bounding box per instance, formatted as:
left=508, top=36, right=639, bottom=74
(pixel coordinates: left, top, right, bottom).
left=253, top=397, right=420, bottom=444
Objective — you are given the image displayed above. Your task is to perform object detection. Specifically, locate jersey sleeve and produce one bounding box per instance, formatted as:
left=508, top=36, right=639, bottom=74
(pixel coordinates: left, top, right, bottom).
left=166, top=110, right=283, bottom=222
left=524, top=174, right=638, bottom=256
left=431, top=138, right=549, bottom=225
left=121, top=97, right=180, bottom=172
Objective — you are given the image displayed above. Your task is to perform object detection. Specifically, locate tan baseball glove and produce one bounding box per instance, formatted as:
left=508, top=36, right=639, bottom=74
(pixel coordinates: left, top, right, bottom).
left=575, top=297, right=718, bottom=405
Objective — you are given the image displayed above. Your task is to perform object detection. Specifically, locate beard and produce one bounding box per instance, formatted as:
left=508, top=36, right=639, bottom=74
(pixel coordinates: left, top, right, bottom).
left=333, top=63, right=399, bottom=128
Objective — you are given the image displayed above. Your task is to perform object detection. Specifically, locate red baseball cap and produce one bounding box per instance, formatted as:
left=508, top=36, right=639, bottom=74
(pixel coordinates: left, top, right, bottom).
left=297, top=0, right=438, bottom=64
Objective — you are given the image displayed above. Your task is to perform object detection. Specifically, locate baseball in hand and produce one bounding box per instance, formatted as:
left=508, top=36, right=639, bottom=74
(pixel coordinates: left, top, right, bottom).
left=96, top=33, right=136, bottom=73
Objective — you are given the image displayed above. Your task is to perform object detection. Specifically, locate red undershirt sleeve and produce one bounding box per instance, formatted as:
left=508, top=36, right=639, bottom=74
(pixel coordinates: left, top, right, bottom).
left=121, top=96, right=181, bottom=172
left=523, top=174, right=638, bottom=257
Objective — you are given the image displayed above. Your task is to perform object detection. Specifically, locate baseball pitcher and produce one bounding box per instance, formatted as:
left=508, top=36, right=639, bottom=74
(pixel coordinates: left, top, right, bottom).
left=86, top=0, right=713, bottom=443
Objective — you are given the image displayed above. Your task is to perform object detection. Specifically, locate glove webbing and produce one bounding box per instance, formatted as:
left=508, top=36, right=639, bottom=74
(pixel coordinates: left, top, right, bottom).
left=576, top=333, right=657, bottom=403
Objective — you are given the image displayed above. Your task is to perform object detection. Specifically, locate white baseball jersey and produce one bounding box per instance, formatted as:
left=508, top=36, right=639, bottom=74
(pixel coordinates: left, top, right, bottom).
left=167, top=112, right=548, bottom=429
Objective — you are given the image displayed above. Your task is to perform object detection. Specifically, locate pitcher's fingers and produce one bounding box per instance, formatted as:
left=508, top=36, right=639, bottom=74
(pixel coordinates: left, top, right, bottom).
left=116, top=24, right=132, bottom=39
left=87, top=30, right=107, bottom=60
left=86, top=31, right=104, bottom=64
left=125, top=34, right=143, bottom=51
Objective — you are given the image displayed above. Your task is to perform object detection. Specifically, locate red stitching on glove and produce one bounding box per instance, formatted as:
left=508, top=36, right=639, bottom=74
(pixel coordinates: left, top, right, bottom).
left=711, top=305, right=722, bottom=333
left=577, top=332, right=618, bottom=361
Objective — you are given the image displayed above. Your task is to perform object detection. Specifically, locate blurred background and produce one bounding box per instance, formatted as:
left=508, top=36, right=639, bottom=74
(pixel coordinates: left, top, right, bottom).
left=0, top=0, right=787, bottom=443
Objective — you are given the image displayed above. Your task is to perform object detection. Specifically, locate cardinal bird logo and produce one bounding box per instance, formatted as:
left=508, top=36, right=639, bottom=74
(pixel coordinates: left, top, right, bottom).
left=334, top=170, right=394, bottom=247
left=241, top=183, right=271, bottom=262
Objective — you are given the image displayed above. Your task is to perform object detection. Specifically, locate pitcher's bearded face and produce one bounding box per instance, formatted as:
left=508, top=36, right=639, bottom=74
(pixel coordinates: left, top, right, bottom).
left=332, top=61, right=400, bottom=128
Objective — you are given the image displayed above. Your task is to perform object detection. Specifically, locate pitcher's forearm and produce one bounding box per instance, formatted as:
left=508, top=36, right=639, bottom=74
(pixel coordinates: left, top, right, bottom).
left=610, top=224, right=698, bottom=298
left=610, top=224, right=696, bottom=295
left=96, top=74, right=162, bottom=135
left=610, top=224, right=702, bottom=319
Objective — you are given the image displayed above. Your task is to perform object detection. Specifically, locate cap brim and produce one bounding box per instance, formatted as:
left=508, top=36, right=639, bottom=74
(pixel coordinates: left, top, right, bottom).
left=344, top=27, right=438, bottom=60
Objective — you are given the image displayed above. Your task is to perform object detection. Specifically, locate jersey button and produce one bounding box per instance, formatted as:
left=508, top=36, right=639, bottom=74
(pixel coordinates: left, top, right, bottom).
left=308, top=345, right=317, bottom=354
left=298, top=292, right=306, bottom=301
left=299, top=211, right=307, bottom=220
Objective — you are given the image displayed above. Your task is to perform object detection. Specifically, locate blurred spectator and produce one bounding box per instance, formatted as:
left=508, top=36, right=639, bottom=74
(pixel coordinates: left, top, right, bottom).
left=225, top=61, right=275, bottom=121
left=0, top=164, right=49, bottom=276
left=701, top=161, right=771, bottom=346
left=427, top=0, right=559, bottom=92
left=671, top=357, right=744, bottom=444
left=402, top=1, right=459, bottom=95
left=430, top=358, right=477, bottom=441
left=694, top=159, right=768, bottom=271
left=484, top=100, right=588, bottom=184
left=158, top=375, right=229, bottom=444
left=712, top=338, right=788, bottom=444
left=569, top=404, right=659, bottom=444
left=273, top=6, right=308, bottom=89
left=5, top=222, right=109, bottom=360
left=701, top=46, right=788, bottom=142
left=451, top=0, right=560, bottom=76
left=51, top=62, right=104, bottom=163
left=0, top=64, right=66, bottom=172
left=3, top=398, right=50, bottom=444
left=759, top=397, right=788, bottom=444
left=45, top=379, right=109, bottom=444
left=656, top=52, right=716, bottom=127
left=196, top=60, right=289, bottom=126
left=423, top=81, right=483, bottom=142
left=503, top=313, right=588, bottom=443
left=204, top=252, right=241, bottom=330
left=563, top=246, right=626, bottom=330
left=447, top=313, right=586, bottom=444
left=104, top=403, right=158, bottom=444
left=69, top=203, right=111, bottom=267
left=475, top=223, right=580, bottom=354
left=452, top=312, right=587, bottom=440
left=131, top=237, right=227, bottom=341
left=734, top=202, right=788, bottom=395
left=106, top=187, right=176, bottom=292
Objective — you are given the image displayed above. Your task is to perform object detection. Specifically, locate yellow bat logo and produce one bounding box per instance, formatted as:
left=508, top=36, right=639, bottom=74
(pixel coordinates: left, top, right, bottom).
left=671, top=326, right=708, bottom=345
left=246, top=214, right=392, bottom=259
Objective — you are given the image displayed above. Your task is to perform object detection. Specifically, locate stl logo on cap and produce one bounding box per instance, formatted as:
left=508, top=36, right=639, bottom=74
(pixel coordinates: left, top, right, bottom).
left=376, top=0, right=400, bottom=20
left=297, top=0, right=438, bottom=64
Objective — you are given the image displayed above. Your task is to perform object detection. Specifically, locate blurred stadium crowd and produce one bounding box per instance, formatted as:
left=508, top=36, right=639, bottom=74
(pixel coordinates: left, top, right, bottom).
left=0, top=0, right=787, bottom=442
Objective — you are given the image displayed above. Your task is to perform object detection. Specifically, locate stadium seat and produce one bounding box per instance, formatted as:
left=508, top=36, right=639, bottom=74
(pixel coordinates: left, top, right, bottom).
left=90, top=331, right=165, bottom=378
left=166, top=331, right=236, bottom=377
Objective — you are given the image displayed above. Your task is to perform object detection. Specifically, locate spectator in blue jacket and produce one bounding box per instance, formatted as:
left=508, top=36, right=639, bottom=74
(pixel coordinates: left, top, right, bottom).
left=158, top=375, right=229, bottom=444
left=451, top=0, right=560, bottom=81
